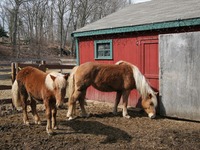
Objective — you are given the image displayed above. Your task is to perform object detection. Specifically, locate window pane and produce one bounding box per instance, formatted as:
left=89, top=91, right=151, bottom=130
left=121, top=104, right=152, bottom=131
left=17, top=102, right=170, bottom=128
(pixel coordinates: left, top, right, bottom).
left=105, top=44, right=110, bottom=49
left=98, top=51, right=104, bottom=56
left=95, top=40, right=112, bottom=59
left=97, top=43, right=110, bottom=57
left=98, top=44, right=104, bottom=50
left=104, top=50, right=110, bottom=56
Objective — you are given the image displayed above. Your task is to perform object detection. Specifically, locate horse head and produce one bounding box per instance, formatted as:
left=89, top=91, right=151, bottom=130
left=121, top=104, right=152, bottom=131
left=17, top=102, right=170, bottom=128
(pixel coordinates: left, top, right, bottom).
left=141, top=92, right=158, bottom=119
left=48, top=73, right=69, bottom=108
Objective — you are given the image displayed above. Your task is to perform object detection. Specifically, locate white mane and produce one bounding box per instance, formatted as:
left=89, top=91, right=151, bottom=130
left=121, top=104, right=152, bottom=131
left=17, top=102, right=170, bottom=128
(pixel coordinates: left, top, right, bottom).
left=66, top=66, right=79, bottom=98
left=116, top=60, right=157, bottom=106
left=45, top=72, right=67, bottom=91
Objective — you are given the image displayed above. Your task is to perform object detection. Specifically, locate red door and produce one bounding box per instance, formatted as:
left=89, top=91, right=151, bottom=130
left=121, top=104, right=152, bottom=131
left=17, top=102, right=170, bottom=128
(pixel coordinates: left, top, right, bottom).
left=129, top=37, right=159, bottom=107
left=139, top=38, right=159, bottom=91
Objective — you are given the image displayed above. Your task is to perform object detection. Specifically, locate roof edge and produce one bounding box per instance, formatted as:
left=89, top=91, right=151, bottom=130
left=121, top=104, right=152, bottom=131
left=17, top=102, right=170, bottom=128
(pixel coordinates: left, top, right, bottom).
left=72, top=18, right=200, bottom=38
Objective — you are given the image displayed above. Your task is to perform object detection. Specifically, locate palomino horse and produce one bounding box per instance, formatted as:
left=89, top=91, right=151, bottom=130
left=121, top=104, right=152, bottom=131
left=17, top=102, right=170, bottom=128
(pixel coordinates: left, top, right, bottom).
left=12, top=66, right=69, bottom=135
left=67, top=60, right=158, bottom=120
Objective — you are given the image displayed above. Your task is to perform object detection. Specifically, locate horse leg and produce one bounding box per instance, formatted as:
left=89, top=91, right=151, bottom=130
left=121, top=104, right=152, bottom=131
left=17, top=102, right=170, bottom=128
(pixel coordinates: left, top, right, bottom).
left=51, top=104, right=57, bottom=130
left=79, top=90, right=88, bottom=118
left=113, top=91, right=122, bottom=115
left=20, top=93, right=29, bottom=125
left=122, top=90, right=131, bottom=118
left=30, top=98, right=41, bottom=125
left=67, top=90, right=82, bottom=120
left=44, top=100, right=53, bottom=135
left=67, top=96, right=76, bottom=120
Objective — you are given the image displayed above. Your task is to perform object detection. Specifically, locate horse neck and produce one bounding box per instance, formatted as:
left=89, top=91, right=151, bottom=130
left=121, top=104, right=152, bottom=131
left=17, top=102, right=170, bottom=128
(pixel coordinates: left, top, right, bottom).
left=132, top=66, right=153, bottom=98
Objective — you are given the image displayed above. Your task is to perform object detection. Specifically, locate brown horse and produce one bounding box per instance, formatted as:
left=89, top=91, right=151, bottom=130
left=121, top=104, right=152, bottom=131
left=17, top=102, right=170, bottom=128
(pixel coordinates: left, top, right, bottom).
left=67, top=60, right=158, bottom=120
left=12, top=66, right=69, bottom=135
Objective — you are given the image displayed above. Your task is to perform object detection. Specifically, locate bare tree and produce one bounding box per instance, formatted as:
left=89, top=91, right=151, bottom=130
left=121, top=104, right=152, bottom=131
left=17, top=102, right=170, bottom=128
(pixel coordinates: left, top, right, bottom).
left=22, top=1, right=35, bottom=45
left=62, top=0, right=76, bottom=49
left=69, top=0, right=127, bottom=55
left=1, top=0, right=128, bottom=58
left=48, top=1, right=55, bottom=43
left=21, top=0, right=49, bottom=57
left=55, top=0, right=74, bottom=56
left=89, top=0, right=127, bottom=23
left=55, top=0, right=66, bottom=55
left=0, top=4, right=7, bottom=29
left=8, top=0, right=24, bottom=57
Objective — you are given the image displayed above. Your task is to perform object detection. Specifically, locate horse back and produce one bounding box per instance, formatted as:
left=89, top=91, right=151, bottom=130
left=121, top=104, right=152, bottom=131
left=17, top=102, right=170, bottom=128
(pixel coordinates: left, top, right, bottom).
left=16, top=66, right=48, bottom=99
left=75, top=62, right=136, bottom=92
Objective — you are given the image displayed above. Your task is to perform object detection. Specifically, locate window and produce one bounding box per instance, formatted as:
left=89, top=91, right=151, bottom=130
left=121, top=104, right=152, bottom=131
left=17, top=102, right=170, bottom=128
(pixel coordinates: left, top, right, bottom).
left=94, top=40, right=112, bottom=59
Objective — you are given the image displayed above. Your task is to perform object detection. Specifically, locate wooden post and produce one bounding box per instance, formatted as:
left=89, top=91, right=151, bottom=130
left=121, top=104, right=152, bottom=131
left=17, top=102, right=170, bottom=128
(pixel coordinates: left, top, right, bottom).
left=15, top=62, right=19, bottom=74
left=41, top=60, right=46, bottom=65
left=39, top=60, right=46, bottom=72
left=11, top=63, right=16, bottom=83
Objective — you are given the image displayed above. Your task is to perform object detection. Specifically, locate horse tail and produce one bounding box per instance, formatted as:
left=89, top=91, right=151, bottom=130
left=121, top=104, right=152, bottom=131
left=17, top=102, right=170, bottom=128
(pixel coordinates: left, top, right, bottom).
left=67, top=66, right=79, bottom=100
left=12, top=80, right=22, bottom=110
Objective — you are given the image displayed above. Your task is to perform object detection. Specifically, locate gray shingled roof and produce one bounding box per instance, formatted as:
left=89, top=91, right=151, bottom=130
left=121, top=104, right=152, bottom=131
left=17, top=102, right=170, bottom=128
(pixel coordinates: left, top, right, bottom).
left=73, top=0, right=200, bottom=36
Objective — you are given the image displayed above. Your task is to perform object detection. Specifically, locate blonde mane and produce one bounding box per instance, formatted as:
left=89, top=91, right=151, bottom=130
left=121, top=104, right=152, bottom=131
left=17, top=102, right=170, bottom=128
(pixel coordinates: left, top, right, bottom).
left=66, top=66, right=79, bottom=98
left=45, top=72, right=67, bottom=91
left=116, top=60, right=157, bottom=106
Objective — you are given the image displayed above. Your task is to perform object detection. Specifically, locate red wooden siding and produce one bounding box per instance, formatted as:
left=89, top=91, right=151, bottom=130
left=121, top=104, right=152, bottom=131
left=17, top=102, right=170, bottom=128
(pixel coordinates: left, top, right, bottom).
left=78, top=35, right=159, bottom=107
left=79, top=39, right=94, bottom=63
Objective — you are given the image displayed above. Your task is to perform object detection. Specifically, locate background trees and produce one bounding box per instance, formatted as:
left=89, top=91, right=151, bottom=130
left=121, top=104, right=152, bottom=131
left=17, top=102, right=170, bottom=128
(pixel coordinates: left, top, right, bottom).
left=0, top=0, right=128, bottom=58
left=0, top=25, right=8, bottom=37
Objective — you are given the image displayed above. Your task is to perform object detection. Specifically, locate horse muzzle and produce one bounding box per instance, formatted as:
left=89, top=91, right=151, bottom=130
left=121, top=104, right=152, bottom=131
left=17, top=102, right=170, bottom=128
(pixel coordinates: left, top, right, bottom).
left=148, top=113, right=156, bottom=119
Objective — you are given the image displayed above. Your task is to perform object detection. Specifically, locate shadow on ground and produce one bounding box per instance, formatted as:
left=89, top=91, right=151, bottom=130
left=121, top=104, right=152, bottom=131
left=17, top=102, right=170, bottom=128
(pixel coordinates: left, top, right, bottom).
left=60, top=119, right=132, bottom=144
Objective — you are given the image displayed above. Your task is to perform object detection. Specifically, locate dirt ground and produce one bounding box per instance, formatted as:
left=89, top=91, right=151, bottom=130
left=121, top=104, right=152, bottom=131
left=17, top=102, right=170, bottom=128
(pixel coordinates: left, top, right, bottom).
left=0, top=101, right=200, bottom=150
left=0, top=59, right=200, bottom=150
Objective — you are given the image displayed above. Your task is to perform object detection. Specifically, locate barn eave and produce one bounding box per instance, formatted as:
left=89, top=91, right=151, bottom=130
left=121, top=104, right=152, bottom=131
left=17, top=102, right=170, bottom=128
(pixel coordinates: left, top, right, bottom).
left=72, top=18, right=200, bottom=38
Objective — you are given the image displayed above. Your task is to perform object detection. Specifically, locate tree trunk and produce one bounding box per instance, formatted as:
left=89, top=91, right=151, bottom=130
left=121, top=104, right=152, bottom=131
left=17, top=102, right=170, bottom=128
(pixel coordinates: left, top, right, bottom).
left=12, top=5, right=19, bottom=57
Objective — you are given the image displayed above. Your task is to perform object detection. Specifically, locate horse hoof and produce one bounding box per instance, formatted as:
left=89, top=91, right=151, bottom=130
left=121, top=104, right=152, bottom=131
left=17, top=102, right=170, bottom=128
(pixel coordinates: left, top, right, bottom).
left=35, top=121, right=41, bottom=125
left=48, top=132, right=55, bottom=136
left=24, top=121, right=30, bottom=126
left=53, top=126, right=58, bottom=130
left=47, top=130, right=55, bottom=136
left=123, top=115, right=131, bottom=119
left=68, top=116, right=74, bottom=120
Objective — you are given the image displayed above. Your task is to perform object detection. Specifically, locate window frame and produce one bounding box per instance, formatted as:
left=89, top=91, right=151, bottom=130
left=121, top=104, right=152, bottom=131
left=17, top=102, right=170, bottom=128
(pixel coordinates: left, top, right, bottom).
left=94, top=39, right=113, bottom=60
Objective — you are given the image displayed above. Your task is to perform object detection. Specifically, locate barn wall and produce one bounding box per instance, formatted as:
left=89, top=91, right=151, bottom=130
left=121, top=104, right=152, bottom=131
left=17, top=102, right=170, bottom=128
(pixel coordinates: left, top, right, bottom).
left=78, top=34, right=159, bottom=107
left=159, top=31, right=200, bottom=121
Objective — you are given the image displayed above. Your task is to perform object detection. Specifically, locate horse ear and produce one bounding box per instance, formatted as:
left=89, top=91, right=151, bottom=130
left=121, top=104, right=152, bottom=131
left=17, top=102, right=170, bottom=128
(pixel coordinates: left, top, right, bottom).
left=50, top=75, right=56, bottom=81
left=147, top=93, right=152, bottom=99
left=64, top=73, right=70, bottom=80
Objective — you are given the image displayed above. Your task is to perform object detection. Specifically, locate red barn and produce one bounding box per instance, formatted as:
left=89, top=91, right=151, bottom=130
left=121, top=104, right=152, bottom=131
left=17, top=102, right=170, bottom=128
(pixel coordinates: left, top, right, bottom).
left=72, top=0, right=200, bottom=111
